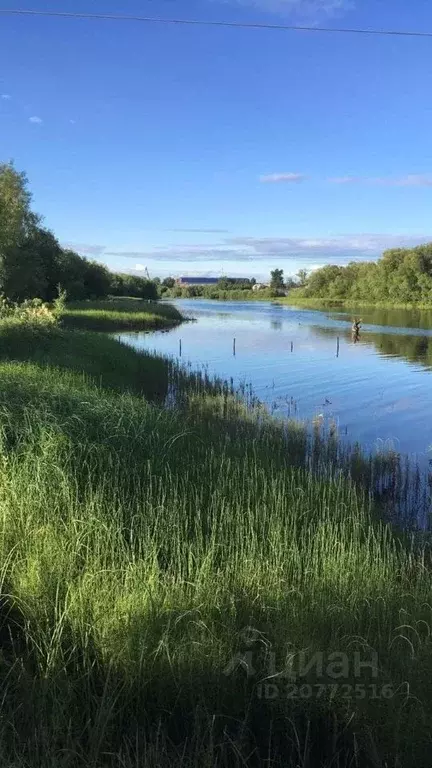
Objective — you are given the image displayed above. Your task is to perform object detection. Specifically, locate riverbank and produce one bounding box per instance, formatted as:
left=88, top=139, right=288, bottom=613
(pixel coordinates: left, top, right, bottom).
left=63, top=297, right=184, bottom=331
left=164, top=289, right=277, bottom=301
left=173, top=293, right=432, bottom=310
left=282, top=295, right=432, bottom=310
left=0, top=317, right=431, bottom=767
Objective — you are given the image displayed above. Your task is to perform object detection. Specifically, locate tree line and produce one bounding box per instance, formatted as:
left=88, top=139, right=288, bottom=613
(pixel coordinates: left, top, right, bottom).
left=294, top=245, right=432, bottom=304
left=160, top=271, right=305, bottom=298
left=0, top=163, right=157, bottom=302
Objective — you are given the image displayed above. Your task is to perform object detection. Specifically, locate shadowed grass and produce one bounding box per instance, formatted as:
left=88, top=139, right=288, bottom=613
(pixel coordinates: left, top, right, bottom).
left=0, top=324, right=430, bottom=766
left=63, top=298, right=184, bottom=331
left=0, top=321, right=169, bottom=400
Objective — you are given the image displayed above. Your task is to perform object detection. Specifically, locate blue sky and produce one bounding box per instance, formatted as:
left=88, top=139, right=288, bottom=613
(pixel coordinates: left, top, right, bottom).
left=2, top=0, right=432, bottom=280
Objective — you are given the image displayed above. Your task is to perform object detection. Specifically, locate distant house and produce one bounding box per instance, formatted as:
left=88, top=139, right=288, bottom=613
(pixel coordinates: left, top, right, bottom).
left=252, top=283, right=268, bottom=291
left=177, top=277, right=221, bottom=286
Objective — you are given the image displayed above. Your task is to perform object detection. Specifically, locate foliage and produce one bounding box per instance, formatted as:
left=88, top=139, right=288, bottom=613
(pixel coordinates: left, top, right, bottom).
left=163, top=277, right=260, bottom=300
left=217, top=277, right=256, bottom=290
left=0, top=295, right=58, bottom=326
left=162, top=276, right=175, bottom=288
left=0, top=162, right=37, bottom=255
left=52, top=285, right=67, bottom=318
left=296, top=268, right=309, bottom=286
left=109, top=272, right=158, bottom=300
left=270, top=267, right=285, bottom=295
left=294, top=243, right=432, bottom=304
left=165, top=286, right=276, bottom=300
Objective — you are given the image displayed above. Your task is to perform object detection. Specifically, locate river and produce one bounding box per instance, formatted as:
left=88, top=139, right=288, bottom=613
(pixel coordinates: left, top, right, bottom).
left=119, top=299, right=432, bottom=463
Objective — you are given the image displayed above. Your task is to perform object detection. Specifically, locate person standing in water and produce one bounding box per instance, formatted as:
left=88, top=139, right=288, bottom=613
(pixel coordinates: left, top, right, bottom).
left=351, top=318, right=361, bottom=342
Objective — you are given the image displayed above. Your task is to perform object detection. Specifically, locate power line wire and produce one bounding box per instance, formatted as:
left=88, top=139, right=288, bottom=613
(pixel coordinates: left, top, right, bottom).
left=1, top=8, right=432, bottom=39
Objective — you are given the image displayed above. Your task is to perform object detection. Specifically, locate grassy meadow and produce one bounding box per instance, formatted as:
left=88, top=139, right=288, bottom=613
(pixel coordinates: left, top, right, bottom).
left=0, top=305, right=430, bottom=766
left=62, top=297, right=184, bottom=331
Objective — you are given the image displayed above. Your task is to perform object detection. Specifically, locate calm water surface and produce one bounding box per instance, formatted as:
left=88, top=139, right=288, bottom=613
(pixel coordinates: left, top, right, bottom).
left=120, top=300, right=432, bottom=461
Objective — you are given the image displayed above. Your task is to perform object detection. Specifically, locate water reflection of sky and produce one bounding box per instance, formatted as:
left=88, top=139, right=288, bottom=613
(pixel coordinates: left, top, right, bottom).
left=120, top=300, right=432, bottom=461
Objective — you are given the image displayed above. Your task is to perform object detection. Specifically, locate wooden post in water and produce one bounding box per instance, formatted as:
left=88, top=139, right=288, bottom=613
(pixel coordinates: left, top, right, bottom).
left=336, top=336, right=340, bottom=357
left=179, top=339, right=182, bottom=357
left=291, top=341, right=293, bottom=352
left=233, top=338, right=236, bottom=356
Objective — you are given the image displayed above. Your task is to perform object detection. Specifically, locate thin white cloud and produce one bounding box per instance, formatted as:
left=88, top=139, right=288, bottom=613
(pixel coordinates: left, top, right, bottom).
left=104, top=234, right=432, bottom=263
left=329, top=174, right=432, bottom=187
left=69, top=119, right=76, bottom=125
left=328, top=176, right=362, bottom=184
left=29, top=116, right=43, bottom=124
left=1, top=94, right=11, bottom=100
left=260, top=172, right=307, bottom=184
left=107, top=251, right=152, bottom=259
left=165, top=228, right=230, bottom=233
left=61, top=242, right=106, bottom=256
left=212, top=0, right=351, bottom=21
left=385, top=174, right=432, bottom=187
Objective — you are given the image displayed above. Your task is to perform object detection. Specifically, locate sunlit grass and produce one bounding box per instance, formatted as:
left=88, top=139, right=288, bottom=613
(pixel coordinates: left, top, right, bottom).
left=63, top=297, right=184, bottom=330
left=0, top=323, right=430, bottom=766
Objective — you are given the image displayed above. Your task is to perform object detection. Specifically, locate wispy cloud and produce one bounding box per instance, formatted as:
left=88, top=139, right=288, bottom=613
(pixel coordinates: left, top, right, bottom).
left=328, top=176, right=362, bottom=184
left=329, top=174, right=432, bottom=187
left=165, top=228, right=230, bottom=234
left=381, top=174, right=432, bottom=187
left=1, top=94, right=11, bottom=100
left=29, top=116, right=43, bottom=124
left=105, top=247, right=253, bottom=262
left=212, top=0, right=351, bottom=21
left=106, top=251, right=151, bottom=259
left=260, top=172, right=307, bottom=184
left=61, top=242, right=106, bottom=256
left=104, top=234, right=432, bottom=264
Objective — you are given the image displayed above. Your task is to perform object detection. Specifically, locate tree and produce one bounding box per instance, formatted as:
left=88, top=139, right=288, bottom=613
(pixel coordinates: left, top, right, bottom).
left=185, top=285, right=200, bottom=297
left=3, top=227, right=63, bottom=301
left=296, top=269, right=308, bottom=287
left=57, top=249, right=87, bottom=300
left=110, top=273, right=125, bottom=296
left=0, top=162, right=41, bottom=296
left=162, top=277, right=175, bottom=289
left=0, top=163, right=36, bottom=251
left=109, top=273, right=158, bottom=300
left=83, top=260, right=111, bottom=298
left=270, top=268, right=285, bottom=295
left=283, top=276, right=295, bottom=290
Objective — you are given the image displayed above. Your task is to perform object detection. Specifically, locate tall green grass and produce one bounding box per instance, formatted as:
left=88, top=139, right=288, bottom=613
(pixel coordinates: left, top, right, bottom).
left=0, top=324, right=430, bottom=766
left=0, top=322, right=169, bottom=400
left=63, top=297, right=184, bottom=331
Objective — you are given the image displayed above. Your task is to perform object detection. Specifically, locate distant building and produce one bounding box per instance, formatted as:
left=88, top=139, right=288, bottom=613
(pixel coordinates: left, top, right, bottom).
left=177, top=277, right=221, bottom=286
